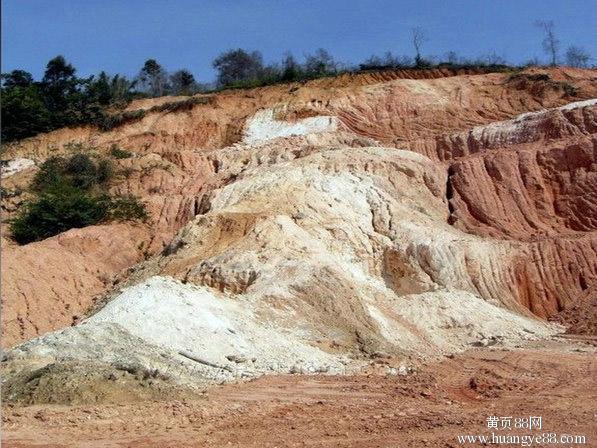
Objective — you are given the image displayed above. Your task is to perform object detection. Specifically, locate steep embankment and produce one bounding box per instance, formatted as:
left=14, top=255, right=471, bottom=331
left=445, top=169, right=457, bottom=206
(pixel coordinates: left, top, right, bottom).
left=1, top=68, right=595, bottom=401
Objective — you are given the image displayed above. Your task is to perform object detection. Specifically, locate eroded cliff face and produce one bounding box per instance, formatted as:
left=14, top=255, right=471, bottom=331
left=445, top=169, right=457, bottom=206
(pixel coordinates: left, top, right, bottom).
left=1, top=68, right=595, bottom=387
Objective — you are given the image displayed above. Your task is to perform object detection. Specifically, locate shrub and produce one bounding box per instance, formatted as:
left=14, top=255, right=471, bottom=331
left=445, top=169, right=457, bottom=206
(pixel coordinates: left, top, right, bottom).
left=31, top=153, right=113, bottom=192
left=506, top=73, right=578, bottom=96
left=96, top=158, right=114, bottom=183
left=110, top=145, right=133, bottom=159
left=149, top=96, right=209, bottom=113
left=96, top=109, right=146, bottom=131
left=96, top=98, right=210, bottom=131
left=10, top=187, right=111, bottom=244
left=66, top=153, right=100, bottom=189
left=10, top=152, right=145, bottom=244
left=109, top=196, right=148, bottom=222
left=30, top=156, right=67, bottom=192
left=561, top=82, right=578, bottom=97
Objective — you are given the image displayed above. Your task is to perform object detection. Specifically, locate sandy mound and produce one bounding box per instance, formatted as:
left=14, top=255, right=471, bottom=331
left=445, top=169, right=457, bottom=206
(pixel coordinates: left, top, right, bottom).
left=3, top=139, right=559, bottom=400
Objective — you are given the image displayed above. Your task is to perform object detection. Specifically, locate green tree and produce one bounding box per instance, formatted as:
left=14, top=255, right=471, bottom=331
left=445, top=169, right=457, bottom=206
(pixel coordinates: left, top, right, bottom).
left=138, top=59, right=168, bottom=96
left=0, top=82, right=50, bottom=141
left=41, top=56, right=80, bottom=126
left=109, top=74, right=137, bottom=103
left=169, top=69, right=196, bottom=95
left=304, top=49, right=337, bottom=77
left=1, top=70, right=34, bottom=88
left=86, top=71, right=113, bottom=105
left=281, top=53, right=302, bottom=81
left=212, top=49, right=264, bottom=87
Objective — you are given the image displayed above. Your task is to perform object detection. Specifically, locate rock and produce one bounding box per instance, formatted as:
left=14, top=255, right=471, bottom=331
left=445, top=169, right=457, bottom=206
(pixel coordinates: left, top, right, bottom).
left=226, top=355, right=247, bottom=364
left=397, top=365, right=409, bottom=376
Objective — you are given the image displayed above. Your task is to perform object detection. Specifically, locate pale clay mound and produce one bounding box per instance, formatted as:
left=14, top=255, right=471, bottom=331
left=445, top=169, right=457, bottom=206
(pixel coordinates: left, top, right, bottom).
left=4, top=134, right=559, bottom=389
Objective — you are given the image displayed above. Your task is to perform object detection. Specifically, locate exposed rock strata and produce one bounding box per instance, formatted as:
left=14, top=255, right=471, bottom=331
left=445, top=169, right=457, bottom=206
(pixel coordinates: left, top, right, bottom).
left=1, top=68, right=594, bottom=366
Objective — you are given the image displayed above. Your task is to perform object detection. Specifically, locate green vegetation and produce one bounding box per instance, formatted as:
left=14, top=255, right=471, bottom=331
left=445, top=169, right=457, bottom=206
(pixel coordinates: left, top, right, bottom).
left=97, top=109, right=146, bottom=132
left=98, top=97, right=210, bottom=131
left=10, top=189, right=111, bottom=244
left=109, top=196, right=149, bottom=222
left=1, top=57, right=138, bottom=142
left=148, top=96, right=210, bottom=113
left=110, top=145, right=133, bottom=159
left=211, top=48, right=342, bottom=90
left=2, top=29, right=593, bottom=144
left=10, top=152, right=147, bottom=245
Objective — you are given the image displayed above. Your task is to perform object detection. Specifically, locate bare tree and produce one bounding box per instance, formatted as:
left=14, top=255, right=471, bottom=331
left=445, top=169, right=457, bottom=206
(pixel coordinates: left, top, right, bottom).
left=565, top=46, right=591, bottom=67
left=444, top=51, right=460, bottom=65
left=411, top=27, right=428, bottom=66
left=535, top=20, right=559, bottom=66
left=523, top=57, right=541, bottom=68
left=479, top=51, right=507, bottom=66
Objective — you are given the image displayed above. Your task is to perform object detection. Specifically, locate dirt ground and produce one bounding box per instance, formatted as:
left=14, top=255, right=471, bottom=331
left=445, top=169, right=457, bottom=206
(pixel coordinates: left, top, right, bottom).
left=2, top=339, right=595, bottom=448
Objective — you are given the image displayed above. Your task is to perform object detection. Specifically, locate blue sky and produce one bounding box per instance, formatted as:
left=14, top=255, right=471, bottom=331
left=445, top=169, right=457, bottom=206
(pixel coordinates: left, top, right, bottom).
left=2, top=0, right=596, bottom=81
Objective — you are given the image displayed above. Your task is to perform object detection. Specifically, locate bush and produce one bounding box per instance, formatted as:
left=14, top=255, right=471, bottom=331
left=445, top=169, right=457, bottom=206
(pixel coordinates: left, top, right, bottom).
left=506, top=73, right=578, bottom=97
left=110, top=145, right=133, bottom=159
left=11, top=152, right=145, bottom=244
left=10, top=187, right=111, bottom=244
left=96, top=109, right=146, bottom=131
left=149, top=96, right=209, bottom=113
left=30, top=156, right=67, bottom=192
left=31, top=153, right=113, bottom=192
left=66, top=153, right=100, bottom=189
left=96, top=158, right=114, bottom=183
left=109, top=196, right=148, bottom=221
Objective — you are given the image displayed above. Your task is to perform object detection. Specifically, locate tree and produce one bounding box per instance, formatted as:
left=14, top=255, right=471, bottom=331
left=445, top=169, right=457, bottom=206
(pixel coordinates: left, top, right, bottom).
left=0, top=84, right=50, bottom=141
left=212, top=49, right=264, bottom=87
left=137, top=59, right=168, bottom=96
left=477, top=51, right=507, bottom=66
left=169, top=69, right=196, bottom=95
left=1, top=59, right=138, bottom=142
left=565, top=46, right=591, bottom=68
left=1, top=70, right=34, bottom=88
left=109, top=74, right=136, bottom=103
left=281, top=52, right=302, bottom=81
left=42, top=55, right=76, bottom=86
left=86, top=71, right=112, bottom=105
left=304, top=48, right=337, bottom=77
left=41, top=55, right=81, bottom=126
left=444, top=51, right=460, bottom=65
left=535, top=20, right=559, bottom=66
left=411, top=27, right=428, bottom=66
left=360, top=52, right=412, bottom=70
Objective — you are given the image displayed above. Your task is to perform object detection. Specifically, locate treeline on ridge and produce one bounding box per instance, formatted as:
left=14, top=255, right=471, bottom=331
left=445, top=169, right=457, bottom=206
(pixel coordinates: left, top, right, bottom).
left=1, top=26, right=593, bottom=143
